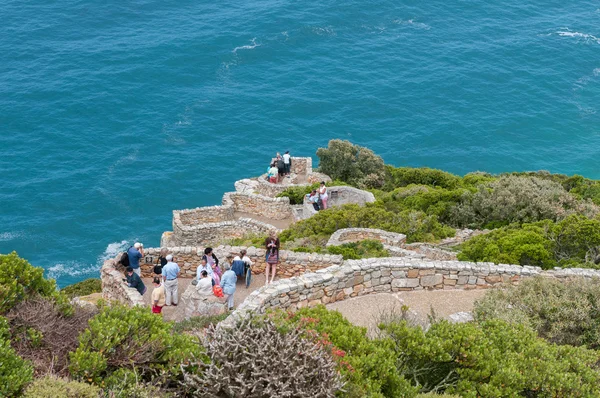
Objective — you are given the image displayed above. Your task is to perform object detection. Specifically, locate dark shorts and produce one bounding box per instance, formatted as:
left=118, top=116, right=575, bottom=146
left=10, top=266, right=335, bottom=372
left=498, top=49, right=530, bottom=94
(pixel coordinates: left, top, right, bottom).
left=284, top=163, right=290, bottom=173
left=278, top=168, right=285, bottom=176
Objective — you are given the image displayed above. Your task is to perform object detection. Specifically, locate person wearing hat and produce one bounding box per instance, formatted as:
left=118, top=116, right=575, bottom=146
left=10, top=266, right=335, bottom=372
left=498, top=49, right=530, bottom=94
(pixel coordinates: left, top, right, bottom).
left=127, top=242, right=145, bottom=277
left=161, top=254, right=180, bottom=306
left=125, top=266, right=146, bottom=295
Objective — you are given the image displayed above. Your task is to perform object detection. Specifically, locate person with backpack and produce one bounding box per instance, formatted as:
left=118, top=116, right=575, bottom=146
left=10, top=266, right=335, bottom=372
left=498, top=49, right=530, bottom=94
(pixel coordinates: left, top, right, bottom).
left=276, top=154, right=285, bottom=182
left=127, top=242, right=144, bottom=277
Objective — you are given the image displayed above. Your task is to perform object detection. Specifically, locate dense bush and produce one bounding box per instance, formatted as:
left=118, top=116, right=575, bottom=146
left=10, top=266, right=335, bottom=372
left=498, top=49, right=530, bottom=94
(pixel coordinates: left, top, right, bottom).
left=316, top=140, right=386, bottom=188
left=458, top=215, right=600, bottom=269
left=69, top=303, right=204, bottom=385
left=0, top=252, right=69, bottom=315
left=103, top=368, right=169, bottom=398
left=276, top=180, right=348, bottom=204
left=6, top=297, right=95, bottom=376
left=173, top=314, right=229, bottom=334
left=326, top=240, right=389, bottom=260
left=383, top=166, right=463, bottom=191
left=0, top=316, right=33, bottom=397
left=474, top=276, right=600, bottom=348
left=182, top=314, right=343, bottom=398
left=61, top=278, right=102, bottom=299
left=381, top=319, right=600, bottom=396
left=23, top=376, right=100, bottom=398
left=275, top=306, right=419, bottom=398
left=280, top=204, right=455, bottom=244
left=450, top=176, right=598, bottom=229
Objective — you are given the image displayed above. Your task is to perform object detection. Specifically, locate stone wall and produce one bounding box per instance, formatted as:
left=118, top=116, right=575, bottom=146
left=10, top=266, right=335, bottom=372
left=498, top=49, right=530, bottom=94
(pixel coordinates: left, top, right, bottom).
left=100, top=257, right=146, bottom=306
left=224, top=258, right=600, bottom=322
left=138, top=245, right=343, bottom=279
left=172, top=218, right=278, bottom=247
left=224, top=192, right=292, bottom=220
left=177, top=205, right=235, bottom=225
left=302, top=186, right=376, bottom=218
left=327, top=228, right=406, bottom=248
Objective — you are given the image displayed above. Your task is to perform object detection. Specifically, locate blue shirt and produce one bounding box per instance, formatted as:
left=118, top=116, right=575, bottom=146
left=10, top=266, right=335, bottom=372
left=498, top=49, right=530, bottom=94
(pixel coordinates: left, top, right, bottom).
left=196, top=264, right=214, bottom=281
left=127, top=247, right=143, bottom=269
left=220, top=270, right=237, bottom=295
left=162, top=261, right=180, bottom=280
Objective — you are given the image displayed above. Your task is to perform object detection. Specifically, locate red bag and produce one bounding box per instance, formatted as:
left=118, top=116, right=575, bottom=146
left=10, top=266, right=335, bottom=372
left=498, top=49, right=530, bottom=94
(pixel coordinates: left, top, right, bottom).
left=213, top=285, right=224, bottom=298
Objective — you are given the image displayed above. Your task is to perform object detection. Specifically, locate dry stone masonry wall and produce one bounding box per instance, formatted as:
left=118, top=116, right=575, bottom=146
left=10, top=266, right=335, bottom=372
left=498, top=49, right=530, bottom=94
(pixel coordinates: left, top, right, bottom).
left=138, top=245, right=344, bottom=279
left=224, top=258, right=600, bottom=324
left=100, top=257, right=146, bottom=307
left=172, top=218, right=278, bottom=247
left=327, top=228, right=406, bottom=247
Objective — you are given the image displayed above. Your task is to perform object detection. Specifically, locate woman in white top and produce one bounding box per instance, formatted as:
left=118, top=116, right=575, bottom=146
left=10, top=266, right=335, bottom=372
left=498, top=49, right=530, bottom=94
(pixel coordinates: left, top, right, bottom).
left=196, top=258, right=214, bottom=283
left=196, top=270, right=213, bottom=296
left=318, top=181, right=328, bottom=209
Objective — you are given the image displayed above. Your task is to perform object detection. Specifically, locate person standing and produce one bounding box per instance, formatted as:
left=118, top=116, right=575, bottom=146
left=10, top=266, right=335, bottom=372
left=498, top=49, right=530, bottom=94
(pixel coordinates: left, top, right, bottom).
left=127, top=242, right=144, bottom=277
left=268, top=162, right=279, bottom=184
left=125, top=266, right=146, bottom=295
left=318, top=181, right=328, bottom=209
left=264, top=232, right=280, bottom=285
left=283, top=150, right=291, bottom=177
left=162, top=254, right=180, bottom=306
left=220, top=262, right=237, bottom=310
left=276, top=154, right=285, bottom=182
left=202, top=248, right=220, bottom=285
left=151, top=277, right=165, bottom=314
left=154, top=248, right=169, bottom=276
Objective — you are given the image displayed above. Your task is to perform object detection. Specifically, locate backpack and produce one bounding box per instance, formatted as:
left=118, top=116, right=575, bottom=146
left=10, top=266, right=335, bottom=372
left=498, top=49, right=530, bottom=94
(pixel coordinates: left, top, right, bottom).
left=213, top=285, right=224, bottom=298
left=119, top=247, right=131, bottom=267
left=277, top=159, right=285, bottom=169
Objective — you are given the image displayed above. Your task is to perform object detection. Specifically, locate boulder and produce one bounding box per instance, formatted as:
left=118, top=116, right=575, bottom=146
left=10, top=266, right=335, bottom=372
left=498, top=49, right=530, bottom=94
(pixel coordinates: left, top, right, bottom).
left=180, top=284, right=227, bottom=319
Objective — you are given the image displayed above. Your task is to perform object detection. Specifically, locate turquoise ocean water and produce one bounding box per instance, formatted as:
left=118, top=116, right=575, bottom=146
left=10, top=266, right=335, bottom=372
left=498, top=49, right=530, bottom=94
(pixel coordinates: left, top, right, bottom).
left=1, top=0, right=599, bottom=286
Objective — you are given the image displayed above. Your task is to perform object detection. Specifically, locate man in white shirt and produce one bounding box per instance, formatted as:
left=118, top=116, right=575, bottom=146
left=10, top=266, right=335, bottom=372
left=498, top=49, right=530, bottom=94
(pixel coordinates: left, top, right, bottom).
left=283, top=151, right=291, bottom=177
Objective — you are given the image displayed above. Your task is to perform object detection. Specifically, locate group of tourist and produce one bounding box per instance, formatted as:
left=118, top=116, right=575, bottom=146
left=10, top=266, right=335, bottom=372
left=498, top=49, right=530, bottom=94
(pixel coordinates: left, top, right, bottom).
left=267, top=151, right=292, bottom=183
left=123, top=234, right=282, bottom=314
left=306, top=181, right=329, bottom=211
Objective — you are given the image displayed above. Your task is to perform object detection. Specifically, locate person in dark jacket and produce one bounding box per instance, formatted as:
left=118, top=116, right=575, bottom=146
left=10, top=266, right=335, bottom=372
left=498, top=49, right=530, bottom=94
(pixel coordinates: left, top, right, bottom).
left=125, top=266, right=147, bottom=295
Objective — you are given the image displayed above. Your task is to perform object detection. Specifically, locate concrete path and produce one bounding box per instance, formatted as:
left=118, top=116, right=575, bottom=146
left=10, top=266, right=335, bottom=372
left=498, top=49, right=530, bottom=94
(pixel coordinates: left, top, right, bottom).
left=326, top=289, right=486, bottom=336
left=142, top=273, right=273, bottom=322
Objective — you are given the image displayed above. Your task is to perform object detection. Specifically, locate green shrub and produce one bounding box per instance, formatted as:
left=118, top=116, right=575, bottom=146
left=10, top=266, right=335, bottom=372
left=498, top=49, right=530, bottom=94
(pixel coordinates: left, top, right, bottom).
left=23, top=376, right=100, bottom=398
left=316, top=140, right=386, bottom=188
left=380, top=319, right=600, bottom=396
left=61, top=278, right=102, bottom=299
left=173, top=314, right=229, bottom=334
left=221, top=233, right=267, bottom=247
left=103, top=368, right=169, bottom=398
left=69, top=303, right=204, bottom=385
left=474, top=276, right=600, bottom=348
left=276, top=180, right=349, bottom=204
left=379, top=185, right=468, bottom=222
left=450, top=176, right=598, bottom=229
left=0, top=252, right=66, bottom=315
left=384, top=166, right=462, bottom=191
left=274, top=306, right=419, bottom=398
left=0, top=321, right=33, bottom=397
left=326, top=240, right=389, bottom=260
left=280, top=204, right=454, bottom=244
left=458, top=215, right=600, bottom=269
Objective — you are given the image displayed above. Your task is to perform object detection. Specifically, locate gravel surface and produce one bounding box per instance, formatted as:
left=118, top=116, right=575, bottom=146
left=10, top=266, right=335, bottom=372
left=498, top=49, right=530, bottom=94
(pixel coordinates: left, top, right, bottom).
left=327, top=290, right=487, bottom=336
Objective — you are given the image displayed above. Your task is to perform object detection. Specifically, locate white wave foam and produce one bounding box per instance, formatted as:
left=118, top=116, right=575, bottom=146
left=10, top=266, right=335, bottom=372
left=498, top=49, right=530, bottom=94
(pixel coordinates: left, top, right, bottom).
left=0, top=231, right=21, bottom=241
left=48, top=240, right=130, bottom=281
left=556, top=29, right=600, bottom=44
left=311, top=26, right=336, bottom=36
left=392, top=19, right=431, bottom=30
left=232, top=38, right=261, bottom=53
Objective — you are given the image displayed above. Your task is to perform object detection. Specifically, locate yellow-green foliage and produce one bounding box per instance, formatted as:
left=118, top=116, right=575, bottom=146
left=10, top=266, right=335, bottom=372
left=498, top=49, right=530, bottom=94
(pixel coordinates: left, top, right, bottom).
left=69, top=303, right=205, bottom=385
left=0, top=316, right=33, bottom=397
left=0, top=252, right=66, bottom=314
left=61, top=278, right=102, bottom=299
left=474, top=276, right=600, bottom=348
left=23, top=376, right=100, bottom=398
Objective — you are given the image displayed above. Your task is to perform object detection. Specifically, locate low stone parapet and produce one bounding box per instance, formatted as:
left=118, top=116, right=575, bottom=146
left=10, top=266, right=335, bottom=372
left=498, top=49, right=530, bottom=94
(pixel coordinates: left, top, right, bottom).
left=179, top=284, right=227, bottom=319
left=172, top=218, right=278, bottom=247
left=224, top=258, right=600, bottom=324
left=100, top=257, right=146, bottom=307
left=327, top=228, right=406, bottom=248
left=139, top=245, right=344, bottom=279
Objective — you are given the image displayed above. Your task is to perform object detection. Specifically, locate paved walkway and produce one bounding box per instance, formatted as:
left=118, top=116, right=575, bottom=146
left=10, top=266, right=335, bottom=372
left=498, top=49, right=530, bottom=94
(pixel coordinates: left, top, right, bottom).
left=233, top=211, right=294, bottom=230
left=326, top=289, right=486, bottom=336
left=142, top=273, right=272, bottom=321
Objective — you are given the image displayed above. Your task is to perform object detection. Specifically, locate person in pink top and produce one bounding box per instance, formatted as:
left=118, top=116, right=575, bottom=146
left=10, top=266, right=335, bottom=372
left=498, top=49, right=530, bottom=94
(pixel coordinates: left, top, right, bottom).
left=318, top=181, right=328, bottom=209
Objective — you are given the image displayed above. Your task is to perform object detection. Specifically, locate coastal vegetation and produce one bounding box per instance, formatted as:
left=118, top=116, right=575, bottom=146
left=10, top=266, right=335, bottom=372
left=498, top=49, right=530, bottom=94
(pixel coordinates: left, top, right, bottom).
left=279, top=140, right=600, bottom=270
left=60, top=278, right=102, bottom=299
left=3, top=253, right=600, bottom=396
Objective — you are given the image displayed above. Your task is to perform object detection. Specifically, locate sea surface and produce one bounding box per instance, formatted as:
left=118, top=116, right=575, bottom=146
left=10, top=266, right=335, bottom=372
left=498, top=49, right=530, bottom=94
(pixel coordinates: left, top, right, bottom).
left=1, top=0, right=599, bottom=287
